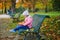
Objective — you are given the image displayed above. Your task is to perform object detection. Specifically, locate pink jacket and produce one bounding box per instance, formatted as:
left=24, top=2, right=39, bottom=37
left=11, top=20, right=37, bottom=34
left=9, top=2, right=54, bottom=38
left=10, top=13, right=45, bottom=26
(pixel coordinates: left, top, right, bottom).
left=23, top=15, right=33, bottom=28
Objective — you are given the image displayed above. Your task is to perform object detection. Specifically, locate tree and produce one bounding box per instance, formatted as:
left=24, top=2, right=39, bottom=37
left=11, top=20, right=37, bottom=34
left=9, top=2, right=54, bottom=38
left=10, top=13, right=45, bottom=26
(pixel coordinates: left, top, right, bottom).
left=4, top=0, right=7, bottom=13
left=0, top=0, right=2, bottom=3
left=30, top=0, right=37, bottom=12
left=41, top=0, right=48, bottom=12
left=0, top=0, right=4, bottom=14
left=11, top=0, right=16, bottom=14
left=1, top=0, right=7, bottom=14
left=53, top=0, right=60, bottom=11
left=0, top=0, right=3, bottom=13
left=24, top=0, right=38, bottom=12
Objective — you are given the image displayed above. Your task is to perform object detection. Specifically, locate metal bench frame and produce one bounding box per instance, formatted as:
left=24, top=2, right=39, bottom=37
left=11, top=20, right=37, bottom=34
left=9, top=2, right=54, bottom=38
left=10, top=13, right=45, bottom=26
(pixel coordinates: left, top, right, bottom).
left=14, top=14, right=50, bottom=40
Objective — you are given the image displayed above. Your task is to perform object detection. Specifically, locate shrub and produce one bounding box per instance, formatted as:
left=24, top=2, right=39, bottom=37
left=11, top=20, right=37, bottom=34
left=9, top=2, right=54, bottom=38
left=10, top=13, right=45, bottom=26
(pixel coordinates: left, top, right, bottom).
left=40, top=16, right=60, bottom=40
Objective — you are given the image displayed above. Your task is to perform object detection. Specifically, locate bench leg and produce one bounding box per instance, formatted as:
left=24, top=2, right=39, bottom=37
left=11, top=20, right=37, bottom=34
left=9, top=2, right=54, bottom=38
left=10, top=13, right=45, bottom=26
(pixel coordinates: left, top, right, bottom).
left=23, top=32, right=32, bottom=40
left=23, top=32, right=41, bottom=40
left=13, top=35, right=20, bottom=40
left=36, top=33, right=41, bottom=40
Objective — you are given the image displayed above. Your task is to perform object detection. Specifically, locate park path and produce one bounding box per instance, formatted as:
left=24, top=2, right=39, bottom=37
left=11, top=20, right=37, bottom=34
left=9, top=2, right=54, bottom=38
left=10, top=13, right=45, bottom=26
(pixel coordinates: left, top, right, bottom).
left=0, top=14, right=11, bottom=18
left=0, top=14, right=23, bottom=40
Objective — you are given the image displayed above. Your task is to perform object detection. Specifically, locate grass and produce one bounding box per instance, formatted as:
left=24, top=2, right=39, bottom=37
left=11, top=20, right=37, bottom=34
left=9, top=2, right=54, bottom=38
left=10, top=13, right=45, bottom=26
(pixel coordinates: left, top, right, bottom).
left=30, top=11, right=60, bottom=16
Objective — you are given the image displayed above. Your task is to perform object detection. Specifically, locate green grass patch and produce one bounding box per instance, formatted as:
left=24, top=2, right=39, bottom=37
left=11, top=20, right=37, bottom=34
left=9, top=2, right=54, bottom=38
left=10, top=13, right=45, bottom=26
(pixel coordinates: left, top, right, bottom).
left=30, top=11, right=60, bottom=16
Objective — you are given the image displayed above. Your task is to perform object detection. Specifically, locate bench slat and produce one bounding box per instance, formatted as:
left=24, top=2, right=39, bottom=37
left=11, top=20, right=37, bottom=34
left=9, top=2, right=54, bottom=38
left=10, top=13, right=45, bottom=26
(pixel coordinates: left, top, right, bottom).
left=32, top=14, right=46, bottom=32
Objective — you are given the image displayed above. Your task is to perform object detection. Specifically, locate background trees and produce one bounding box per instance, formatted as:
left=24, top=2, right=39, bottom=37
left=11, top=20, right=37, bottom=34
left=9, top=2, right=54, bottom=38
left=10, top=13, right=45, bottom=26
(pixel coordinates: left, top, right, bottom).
left=0, top=0, right=60, bottom=14
left=53, top=0, right=60, bottom=11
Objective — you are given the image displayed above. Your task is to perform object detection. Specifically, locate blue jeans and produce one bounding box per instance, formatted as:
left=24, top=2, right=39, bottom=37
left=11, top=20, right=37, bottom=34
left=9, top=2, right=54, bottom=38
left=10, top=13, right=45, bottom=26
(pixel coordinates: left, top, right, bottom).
left=14, top=25, right=29, bottom=31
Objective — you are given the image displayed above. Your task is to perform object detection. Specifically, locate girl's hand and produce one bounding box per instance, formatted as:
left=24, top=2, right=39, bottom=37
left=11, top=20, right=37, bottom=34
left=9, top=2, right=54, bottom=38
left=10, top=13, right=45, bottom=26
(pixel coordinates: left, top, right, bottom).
left=18, top=22, right=24, bottom=25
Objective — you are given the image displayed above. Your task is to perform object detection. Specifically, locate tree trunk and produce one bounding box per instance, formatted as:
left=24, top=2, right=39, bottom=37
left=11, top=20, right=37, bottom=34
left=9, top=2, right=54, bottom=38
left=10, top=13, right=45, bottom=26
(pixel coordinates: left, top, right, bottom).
left=2, top=2, right=3, bottom=14
left=31, top=0, right=36, bottom=13
left=32, top=4, right=35, bottom=12
left=45, top=5, right=48, bottom=13
left=11, top=0, right=16, bottom=14
left=4, top=1, right=7, bottom=14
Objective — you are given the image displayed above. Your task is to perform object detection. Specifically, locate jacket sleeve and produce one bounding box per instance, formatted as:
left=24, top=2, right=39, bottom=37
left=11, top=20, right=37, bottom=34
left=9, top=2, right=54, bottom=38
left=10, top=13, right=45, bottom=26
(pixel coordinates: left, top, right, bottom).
left=23, top=18, right=32, bottom=26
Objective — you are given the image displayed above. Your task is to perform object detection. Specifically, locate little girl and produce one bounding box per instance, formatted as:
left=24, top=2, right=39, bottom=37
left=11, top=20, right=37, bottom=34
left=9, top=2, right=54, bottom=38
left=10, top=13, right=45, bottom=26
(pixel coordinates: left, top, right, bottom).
left=9, top=10, right=33, bottom=32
